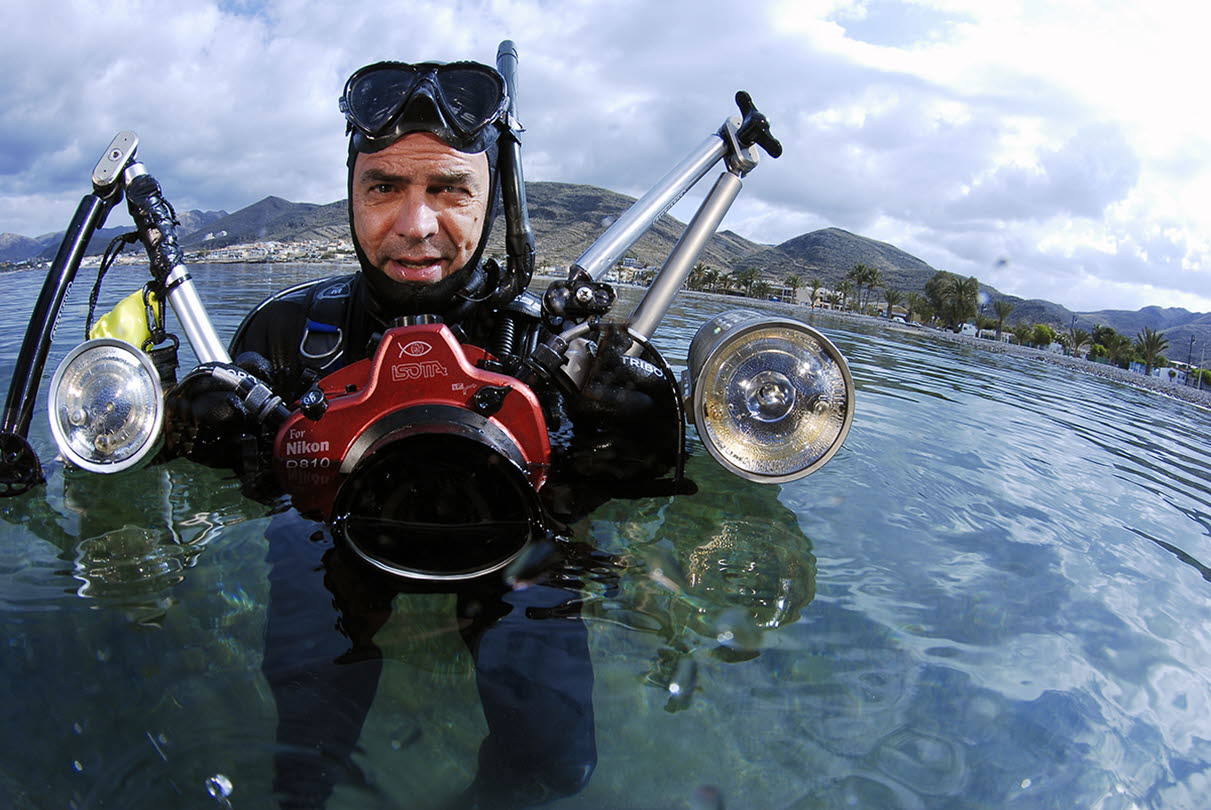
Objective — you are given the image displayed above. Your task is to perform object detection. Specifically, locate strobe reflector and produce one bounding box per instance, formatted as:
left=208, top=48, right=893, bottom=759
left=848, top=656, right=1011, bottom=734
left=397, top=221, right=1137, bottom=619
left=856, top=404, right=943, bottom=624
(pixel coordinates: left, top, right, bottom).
left=48, top=338, right=165, bottom=473
left=684, top=309, right=854, bottom=483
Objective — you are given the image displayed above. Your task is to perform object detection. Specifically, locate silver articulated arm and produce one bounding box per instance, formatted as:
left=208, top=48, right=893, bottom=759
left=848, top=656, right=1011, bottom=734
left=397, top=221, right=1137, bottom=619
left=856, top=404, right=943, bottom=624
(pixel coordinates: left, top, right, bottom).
left=122, top=163, right=230, bottom=364
left=573, top=134, right=728, bottom=282
left=628, top=169, right=743, bottom=346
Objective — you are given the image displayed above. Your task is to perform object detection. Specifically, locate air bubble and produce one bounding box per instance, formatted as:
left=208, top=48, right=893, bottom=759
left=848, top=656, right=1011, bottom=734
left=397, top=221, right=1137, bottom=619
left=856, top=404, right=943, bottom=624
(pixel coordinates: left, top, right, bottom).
left=205, top=773, right=233, bottom=801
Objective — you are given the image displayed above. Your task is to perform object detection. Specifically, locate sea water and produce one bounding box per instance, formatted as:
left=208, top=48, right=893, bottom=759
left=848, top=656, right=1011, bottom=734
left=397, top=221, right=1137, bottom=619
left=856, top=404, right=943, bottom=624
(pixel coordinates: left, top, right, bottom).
left=1, top=263, right=1208, bottom=809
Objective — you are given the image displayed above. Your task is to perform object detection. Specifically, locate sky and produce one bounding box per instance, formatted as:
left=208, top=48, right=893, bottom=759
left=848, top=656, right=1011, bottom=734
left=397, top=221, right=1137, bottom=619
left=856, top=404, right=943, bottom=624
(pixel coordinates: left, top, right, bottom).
left=2, top=0, right=1209, bottom=314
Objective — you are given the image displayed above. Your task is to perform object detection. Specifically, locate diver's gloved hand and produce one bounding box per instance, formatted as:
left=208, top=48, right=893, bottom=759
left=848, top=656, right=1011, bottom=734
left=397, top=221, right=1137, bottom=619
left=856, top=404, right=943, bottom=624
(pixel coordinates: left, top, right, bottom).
left=562, top=327, right=680, bottom=483
left=163, top=351, right=280, bottom=471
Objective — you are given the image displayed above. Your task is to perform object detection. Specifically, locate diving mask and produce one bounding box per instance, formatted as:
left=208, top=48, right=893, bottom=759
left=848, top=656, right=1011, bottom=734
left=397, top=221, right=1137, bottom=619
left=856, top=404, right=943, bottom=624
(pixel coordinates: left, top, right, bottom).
left=340, top=61, right=507, bottom=154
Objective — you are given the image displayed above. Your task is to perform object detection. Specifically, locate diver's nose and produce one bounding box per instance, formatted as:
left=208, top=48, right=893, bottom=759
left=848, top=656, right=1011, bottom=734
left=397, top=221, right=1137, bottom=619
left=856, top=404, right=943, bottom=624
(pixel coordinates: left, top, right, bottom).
left=394, top=190, right=439, bottom=240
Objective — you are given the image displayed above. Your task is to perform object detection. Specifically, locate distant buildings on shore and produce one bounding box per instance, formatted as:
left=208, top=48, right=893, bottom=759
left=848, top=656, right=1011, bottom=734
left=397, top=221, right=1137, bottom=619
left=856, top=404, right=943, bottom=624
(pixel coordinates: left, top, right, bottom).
left=41, top=237, right=362, bottom=268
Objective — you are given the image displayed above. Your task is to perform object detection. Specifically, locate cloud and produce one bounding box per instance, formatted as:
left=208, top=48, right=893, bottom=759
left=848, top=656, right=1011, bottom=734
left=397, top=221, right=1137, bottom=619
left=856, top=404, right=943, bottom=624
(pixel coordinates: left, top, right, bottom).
left=1, top=0, right=1209, bottom=312
left=947, top=124, right=1140, bottom=223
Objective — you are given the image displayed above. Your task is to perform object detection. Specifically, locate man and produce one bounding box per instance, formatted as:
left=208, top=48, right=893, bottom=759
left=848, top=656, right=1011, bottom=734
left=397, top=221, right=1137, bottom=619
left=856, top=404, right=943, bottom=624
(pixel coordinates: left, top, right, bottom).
left=169, top=58, right=683, bottom=808
left=180, top=60, right=682, bottom=501
left=200, top=61, right=520, bottom=418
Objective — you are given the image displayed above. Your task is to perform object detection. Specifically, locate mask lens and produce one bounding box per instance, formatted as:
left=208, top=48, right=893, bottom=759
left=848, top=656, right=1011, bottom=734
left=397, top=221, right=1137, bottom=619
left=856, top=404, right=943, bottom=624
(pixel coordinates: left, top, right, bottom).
left=436, top=66, right=505, bottom=131
left=342, top=62, right=505, bottom=151
left=345, top=65, right=421, bottom=134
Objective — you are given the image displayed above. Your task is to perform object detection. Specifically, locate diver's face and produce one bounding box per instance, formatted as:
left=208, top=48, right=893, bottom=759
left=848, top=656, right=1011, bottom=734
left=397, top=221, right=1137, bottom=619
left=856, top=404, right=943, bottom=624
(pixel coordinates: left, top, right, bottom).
left=351, top=132, right=490, bottom=284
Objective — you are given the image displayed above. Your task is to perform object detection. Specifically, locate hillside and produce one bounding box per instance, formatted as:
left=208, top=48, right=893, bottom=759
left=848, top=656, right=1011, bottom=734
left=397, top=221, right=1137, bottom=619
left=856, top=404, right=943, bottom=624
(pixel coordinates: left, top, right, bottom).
left=0, top=209, right=227, bottom=262
left=5, top=183, right=1208, bottom=353
left=483, top=181, right=762, bottom=270
left=179, top=197, right=342, bottom=247
left=735, top=227, right=938, bottom=293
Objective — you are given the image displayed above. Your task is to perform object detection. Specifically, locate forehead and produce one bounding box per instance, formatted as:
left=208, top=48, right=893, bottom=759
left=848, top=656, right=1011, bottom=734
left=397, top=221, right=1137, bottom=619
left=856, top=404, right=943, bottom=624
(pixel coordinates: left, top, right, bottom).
left=353, top=132, right=489, bottom=182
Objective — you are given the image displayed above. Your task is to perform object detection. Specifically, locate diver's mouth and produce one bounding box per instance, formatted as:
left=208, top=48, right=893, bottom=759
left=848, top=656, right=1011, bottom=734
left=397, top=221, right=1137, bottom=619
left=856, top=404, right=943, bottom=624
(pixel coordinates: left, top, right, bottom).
left=385, top=256, right=447, bottom=282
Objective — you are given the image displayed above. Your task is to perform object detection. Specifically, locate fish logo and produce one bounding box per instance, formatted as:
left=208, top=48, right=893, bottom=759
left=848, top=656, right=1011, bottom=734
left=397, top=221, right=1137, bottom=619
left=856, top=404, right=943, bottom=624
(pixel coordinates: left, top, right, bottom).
left=399, top=340, right=431, bottom=358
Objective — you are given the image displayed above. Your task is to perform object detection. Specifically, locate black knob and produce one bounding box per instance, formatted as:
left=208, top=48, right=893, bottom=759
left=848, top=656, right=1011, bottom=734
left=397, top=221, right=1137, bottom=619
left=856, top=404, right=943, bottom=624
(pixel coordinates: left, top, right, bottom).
left=299, top=386, right=329, bottom=421
left=472, top=384, right=512, bottom=416
left=734, top=91, right=783, bottom=158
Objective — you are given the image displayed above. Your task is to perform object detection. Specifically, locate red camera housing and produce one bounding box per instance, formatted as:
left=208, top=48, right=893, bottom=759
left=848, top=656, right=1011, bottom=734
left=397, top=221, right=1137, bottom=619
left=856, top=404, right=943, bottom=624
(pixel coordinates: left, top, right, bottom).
left=272, top=323, right=551, bottom=578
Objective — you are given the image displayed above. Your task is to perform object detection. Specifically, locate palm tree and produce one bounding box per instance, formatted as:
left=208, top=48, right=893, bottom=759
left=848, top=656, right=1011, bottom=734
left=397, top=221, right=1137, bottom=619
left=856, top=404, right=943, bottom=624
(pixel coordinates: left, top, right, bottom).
left=1102, top=331, right=1133, bottom=367
left=864, top=266, right=884, bottom=312
left=956, top=276, right=980, bottom=321
left=846, top=265, right=866, bottom=310
left=905, top=293, right=928, bottom=324
left=733, top=266, right=761, bottom=297
left=993, top=299, right=1014, bottom=340
left=751, top=280, right=772, bottom=300
left=1068, top=327, right=1092, bottom=358
left=687, top=261, right=711, bottom=291
left=845, top=265, right=864, bottom=299
left=1135, top=327, right=1169, bottom=375
left=847, top=263, right=884, bottom=312
left=882, top=287, right=903, bottom=319
left=836, top=280, right=854, bottom=311
left=1012, top=324, right=1033, bottom=346
left=924, top=271, right=980, bottom=330
left=808, top=277, right=822, bottom=309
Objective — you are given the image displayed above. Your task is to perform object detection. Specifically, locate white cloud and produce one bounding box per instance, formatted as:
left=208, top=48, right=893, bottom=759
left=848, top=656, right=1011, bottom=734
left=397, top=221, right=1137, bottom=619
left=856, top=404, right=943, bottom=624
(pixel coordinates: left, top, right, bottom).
left=1, top=0, right=1209, bottom=313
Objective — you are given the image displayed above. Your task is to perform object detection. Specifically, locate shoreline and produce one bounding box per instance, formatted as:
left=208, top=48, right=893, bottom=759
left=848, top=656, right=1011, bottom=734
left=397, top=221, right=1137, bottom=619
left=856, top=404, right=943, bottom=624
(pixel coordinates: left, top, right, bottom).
left=668, top=288, right=1211, bottom=412
left=826, top=306, right=1211, bottom=411
left=8, top=260, right=1207, bottom=411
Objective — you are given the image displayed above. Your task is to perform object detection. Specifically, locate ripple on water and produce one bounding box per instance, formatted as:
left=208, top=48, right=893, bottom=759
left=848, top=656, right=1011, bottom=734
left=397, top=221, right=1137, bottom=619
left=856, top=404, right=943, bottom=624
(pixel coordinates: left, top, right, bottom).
left=745, top=638, right=915, bottom=760
left=874, top=727, right=966, bottom=796
left=786, top=772, right=926, bottom=810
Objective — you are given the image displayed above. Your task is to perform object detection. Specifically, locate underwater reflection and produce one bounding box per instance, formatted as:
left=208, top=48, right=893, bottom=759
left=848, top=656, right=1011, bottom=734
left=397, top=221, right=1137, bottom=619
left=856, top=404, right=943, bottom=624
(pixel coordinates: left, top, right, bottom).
left=260, top=510, right=597, bottom=809
left=579, top=453, right=817, bottom=712
left=0, top=461, right=234, bottom=625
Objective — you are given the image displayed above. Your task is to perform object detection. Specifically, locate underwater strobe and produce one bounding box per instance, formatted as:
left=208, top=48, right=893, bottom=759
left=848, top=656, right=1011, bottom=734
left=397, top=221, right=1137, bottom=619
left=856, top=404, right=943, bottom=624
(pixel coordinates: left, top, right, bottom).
left=684, top=309, right=854, bottom=483
left=47, top=338, right=166, bottom=474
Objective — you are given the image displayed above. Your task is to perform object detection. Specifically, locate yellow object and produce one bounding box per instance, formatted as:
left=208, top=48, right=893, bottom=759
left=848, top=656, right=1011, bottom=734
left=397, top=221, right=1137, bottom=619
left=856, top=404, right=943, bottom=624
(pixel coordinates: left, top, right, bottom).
left=88, top=288, right=162, bottom=347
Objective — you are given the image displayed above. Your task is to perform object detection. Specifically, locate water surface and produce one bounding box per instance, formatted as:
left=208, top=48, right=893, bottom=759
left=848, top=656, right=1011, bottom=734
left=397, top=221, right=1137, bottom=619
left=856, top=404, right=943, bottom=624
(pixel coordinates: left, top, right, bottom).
left=1, top=263, right=1209, bottom=809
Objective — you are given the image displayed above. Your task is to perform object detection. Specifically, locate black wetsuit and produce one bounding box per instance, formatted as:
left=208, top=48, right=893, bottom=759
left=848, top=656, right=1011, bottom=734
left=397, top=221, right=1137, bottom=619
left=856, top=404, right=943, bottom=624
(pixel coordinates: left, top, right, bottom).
left=260, top=511, right=597, bottom=809
left=223, top=269, right=679, bottom=809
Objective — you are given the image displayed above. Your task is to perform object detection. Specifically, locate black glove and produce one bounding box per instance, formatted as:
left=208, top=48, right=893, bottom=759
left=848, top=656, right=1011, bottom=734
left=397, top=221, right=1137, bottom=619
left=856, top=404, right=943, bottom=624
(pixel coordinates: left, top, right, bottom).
left=163, top=351, right=284, bottom=471
left=562, top=326, right=681, bottom=483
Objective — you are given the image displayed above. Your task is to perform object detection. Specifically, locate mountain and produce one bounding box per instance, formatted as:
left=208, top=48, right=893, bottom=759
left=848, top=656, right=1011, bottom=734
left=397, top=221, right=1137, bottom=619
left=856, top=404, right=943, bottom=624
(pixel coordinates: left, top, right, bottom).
left=176, top=209, right=228, bottom=238
left=0, top=209, right=228, bottom=263
left=1160, top=312, right=1211, bottom=364
left=750, top=228, right=1210, bottom=351
left=0, top=232, right=41, bottom=262
left=990, top=297, right=1074, bottom=329
left=734, top=227, right=937, bottom=292
left=179, top=197, right=344, bottom=247
left=482, top=181, right=762, bottom=270
left=5, top=184, right=1208, bottom=354
left=1072, top=306, right=1201, bottom=334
